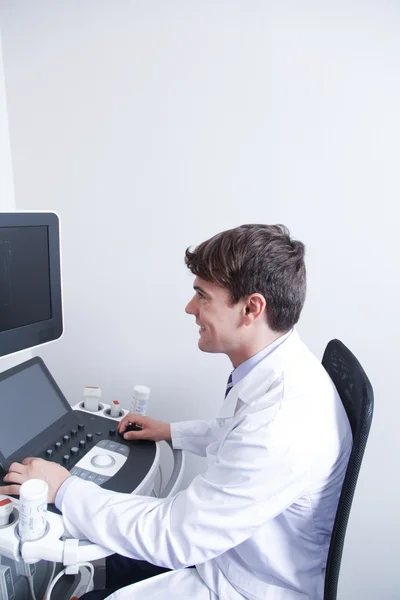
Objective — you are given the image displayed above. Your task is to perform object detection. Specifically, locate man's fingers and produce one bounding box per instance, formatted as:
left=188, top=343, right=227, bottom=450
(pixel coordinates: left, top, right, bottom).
left=0, top=484, right=21, bottom=496
left=3, top=472, right=26, bottom=485
left=118, top=413, right=145, bottom=433
left=123, top=429, right=146, bottom=441
left=118, top=415, right=131, bottom=432
left=22, top=457, right=39, bottom=466
left=8, top=462, right=25, bottom=474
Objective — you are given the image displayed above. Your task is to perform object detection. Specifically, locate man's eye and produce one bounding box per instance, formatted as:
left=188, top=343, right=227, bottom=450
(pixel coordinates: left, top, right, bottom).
left=197, top=292, right=205, bottom=299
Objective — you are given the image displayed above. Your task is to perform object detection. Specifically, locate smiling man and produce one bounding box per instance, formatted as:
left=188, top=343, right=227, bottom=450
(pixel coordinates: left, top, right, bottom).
left=0, top=224, right=352, bottom=600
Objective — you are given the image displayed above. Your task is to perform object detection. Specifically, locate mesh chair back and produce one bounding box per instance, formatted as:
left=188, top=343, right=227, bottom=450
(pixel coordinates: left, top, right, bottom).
left=322, top=339, right=374, bottom=600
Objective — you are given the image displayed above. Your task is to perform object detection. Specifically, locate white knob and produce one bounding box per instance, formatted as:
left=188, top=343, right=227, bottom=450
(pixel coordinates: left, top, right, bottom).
left=91, top=454, right=115, bottom=468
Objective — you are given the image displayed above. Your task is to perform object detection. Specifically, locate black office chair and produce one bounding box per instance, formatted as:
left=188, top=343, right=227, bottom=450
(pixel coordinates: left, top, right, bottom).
left=322, top=339, right=374, bottom=600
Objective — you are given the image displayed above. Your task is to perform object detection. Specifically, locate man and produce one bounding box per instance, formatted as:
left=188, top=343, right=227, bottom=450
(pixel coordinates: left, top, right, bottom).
left=0, top=224, right=352, bottom=600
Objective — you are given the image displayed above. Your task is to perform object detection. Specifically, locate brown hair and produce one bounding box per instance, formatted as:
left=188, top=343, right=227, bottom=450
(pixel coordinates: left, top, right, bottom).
left=185, top=224, right=306, bottom=332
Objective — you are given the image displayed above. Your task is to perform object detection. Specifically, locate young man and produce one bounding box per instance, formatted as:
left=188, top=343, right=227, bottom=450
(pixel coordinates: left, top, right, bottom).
left=0, top=224, right=352, bottom=600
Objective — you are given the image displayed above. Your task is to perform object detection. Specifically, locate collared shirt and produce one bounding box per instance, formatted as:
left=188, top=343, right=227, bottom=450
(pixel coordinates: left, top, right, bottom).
left=231, top=328, right=293, bottom=387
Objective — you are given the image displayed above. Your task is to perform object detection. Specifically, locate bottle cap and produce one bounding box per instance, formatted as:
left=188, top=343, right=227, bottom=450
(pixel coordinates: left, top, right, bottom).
left=20, top=479, right=48, bottom=501
left=83, top=386, right=102, bottom=398
left=133, top=385, right=150, bottom=401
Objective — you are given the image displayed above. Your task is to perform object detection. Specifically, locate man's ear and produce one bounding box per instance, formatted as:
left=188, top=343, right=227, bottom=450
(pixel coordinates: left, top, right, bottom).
left=243, top=294, right=266, bottom=324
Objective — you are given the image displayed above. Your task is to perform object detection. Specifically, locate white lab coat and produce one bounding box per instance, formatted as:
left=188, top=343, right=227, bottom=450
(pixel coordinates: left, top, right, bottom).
left=60, top=331, right=352, bottom=600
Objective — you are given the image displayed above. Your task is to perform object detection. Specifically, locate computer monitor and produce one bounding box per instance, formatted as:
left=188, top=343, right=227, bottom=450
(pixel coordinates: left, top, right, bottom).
left=0, top=212, right=63, bottom=357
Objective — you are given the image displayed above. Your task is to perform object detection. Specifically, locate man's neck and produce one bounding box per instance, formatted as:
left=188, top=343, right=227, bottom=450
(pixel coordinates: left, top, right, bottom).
left=229, top=330, right=288, bottom=369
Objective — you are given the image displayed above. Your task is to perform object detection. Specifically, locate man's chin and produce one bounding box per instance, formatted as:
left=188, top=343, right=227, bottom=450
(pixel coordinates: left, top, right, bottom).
left=198, top=339, right=219, bottom=353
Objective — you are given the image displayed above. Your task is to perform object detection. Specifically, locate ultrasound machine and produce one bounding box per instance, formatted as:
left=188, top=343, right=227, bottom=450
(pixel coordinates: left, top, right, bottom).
left=0, top=213, right=184, bottom=600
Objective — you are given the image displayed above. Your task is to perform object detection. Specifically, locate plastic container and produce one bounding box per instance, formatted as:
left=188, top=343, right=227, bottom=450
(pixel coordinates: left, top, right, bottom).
left=110, top=400, right=121, bottom=418
left=132, top=385, right=150, bottom=416
left=83, top=386, right=102, bottom=412
left=18, top=479, right=48, bottom=541
left=0, top=496, right=13, bottom=527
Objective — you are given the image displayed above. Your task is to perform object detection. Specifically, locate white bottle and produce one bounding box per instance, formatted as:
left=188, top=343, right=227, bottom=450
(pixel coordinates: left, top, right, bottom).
left=83, top=386, right=102, bottom=412
left=18, top=479, right=48, bottom=541
left=110, top=399, right=121, bottom=418
left=132, top=385, right=150, bottom=416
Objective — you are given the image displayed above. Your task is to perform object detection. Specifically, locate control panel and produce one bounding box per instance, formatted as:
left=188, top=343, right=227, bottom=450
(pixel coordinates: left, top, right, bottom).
left=0, top=408, right=157, bottom=517
left=39, top=416, right=130, bottom=485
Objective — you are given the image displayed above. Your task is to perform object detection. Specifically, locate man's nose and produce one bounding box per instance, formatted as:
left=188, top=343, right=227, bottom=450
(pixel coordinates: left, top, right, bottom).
left=185, top=297, right=196, bottom=315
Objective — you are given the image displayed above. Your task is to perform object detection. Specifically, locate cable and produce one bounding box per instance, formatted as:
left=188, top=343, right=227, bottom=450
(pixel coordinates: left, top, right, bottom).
left=44, top=562, right=56, bottom=600
left=45, top=562, right=95, bottom=600
left=24, top=563, right=37, bottom=600
left=79, top=562, right=95, bottom=595
left=45, top=567, right=66, bottom=600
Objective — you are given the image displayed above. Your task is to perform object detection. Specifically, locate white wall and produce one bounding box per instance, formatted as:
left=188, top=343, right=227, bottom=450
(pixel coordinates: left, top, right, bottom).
left=0, top=31, right=31, bottom=371
left=0, top=34, right=14, bottom=212
left=1, top=2, right=399, bottom=598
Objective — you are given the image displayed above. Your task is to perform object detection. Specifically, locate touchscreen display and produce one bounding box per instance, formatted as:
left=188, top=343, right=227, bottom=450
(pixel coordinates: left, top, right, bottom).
left=0, top=362, right=68, bottom=458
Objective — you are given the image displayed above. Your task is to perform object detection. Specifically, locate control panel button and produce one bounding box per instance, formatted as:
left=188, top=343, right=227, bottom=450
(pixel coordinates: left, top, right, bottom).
left=55, top=442, right=62, bottom=451
left=96, top=431, right=103, bottom=436
left=63, top=435, right=70, bottom=443
left=113, top=444, right=129, bottom=457
left=78, top=424, right=84, bottom=430
left=46, top=449, right=53, bottom=458
left=70, top=467, right=83, bottom=477
left=86, top=433, right=93, bottom=442
left=94, top=474, right=110, bottom=485
left=91, top=454, right=116, bottom=468
left=63, top=455, right=70, bottom=464
left=97, top=440, right=109, bottom=449
left=109, top=429, right=116, bottom=437
left=71, top=429, right=77, bottom=437
left=71, top=447, right=79, bottom=456
left=79, top=440, right=86, bottom=449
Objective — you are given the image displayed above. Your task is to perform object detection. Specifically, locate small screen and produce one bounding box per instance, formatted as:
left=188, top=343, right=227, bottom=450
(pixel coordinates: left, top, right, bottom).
left=0, top=226, right=52, bottom=333
left=0, top=362, right=68, bottom=458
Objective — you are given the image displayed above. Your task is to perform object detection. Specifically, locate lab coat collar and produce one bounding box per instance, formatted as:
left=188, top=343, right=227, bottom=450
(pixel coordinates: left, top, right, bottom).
left=217, top=329, right=304, bottom=419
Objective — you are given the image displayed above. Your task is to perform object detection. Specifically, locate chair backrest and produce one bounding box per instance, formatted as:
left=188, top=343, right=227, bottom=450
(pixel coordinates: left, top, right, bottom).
left=322, top=339, right=374, bottom=600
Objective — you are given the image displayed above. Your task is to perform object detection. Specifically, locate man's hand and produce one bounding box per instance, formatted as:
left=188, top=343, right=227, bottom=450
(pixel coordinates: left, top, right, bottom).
left=0, top=458, right=71, bottom=503
left=118, top=413, right=171, bottom=442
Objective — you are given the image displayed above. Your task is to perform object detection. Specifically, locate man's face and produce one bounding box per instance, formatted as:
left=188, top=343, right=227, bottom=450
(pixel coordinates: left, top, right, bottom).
left=185, top=276, right=244, bottom=355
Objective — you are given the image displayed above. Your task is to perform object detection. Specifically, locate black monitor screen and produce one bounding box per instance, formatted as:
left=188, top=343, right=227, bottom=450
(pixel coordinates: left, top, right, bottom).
left=0, top=361, right=69, bottom=459
left=0, top=213, right=62, bottom=358
left=0, top=226, right=52, bottom=332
